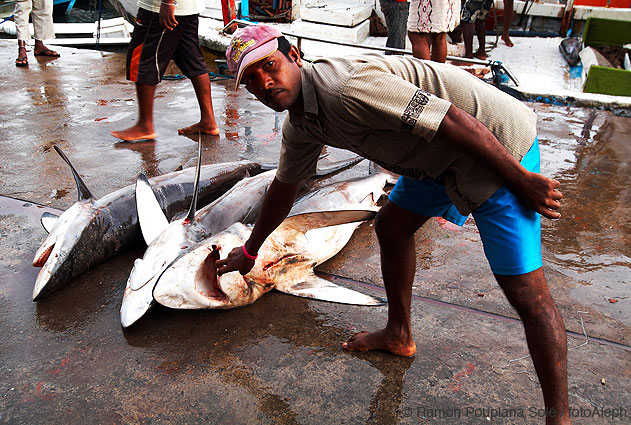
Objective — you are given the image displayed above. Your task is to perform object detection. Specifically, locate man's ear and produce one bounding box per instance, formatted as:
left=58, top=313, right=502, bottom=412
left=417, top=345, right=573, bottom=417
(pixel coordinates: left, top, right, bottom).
left=289, top=45, right=303, bottom=67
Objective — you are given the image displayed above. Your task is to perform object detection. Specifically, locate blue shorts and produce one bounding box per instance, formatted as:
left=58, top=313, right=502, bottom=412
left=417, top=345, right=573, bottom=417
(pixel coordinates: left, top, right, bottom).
left=389, top=139, right=542, bottom=276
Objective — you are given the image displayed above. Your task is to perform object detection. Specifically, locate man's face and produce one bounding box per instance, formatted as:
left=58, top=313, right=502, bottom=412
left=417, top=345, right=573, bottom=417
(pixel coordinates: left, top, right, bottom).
left=241, top=47, right=302, bottom=112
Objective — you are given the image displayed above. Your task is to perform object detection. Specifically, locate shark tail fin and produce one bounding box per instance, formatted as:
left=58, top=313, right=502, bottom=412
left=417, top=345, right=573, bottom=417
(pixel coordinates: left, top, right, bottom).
left=275, top=272, right=385, bottom=306
left=53, top=146, right=94, bottom=201
left=136, top=173, right=169, bottom=245
left=40, top=212, right=59, bottom=234
left=186, top=132, right=203, bottom=223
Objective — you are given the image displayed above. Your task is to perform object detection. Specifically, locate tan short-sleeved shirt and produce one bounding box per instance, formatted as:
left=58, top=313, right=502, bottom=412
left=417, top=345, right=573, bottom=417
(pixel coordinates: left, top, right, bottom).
left=276, top=54, right=538, bottom=215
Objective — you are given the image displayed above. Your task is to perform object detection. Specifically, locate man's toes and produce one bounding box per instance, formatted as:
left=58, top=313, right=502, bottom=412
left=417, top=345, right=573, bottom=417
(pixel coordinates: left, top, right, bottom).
left=345, top=331, right=368, bottom=343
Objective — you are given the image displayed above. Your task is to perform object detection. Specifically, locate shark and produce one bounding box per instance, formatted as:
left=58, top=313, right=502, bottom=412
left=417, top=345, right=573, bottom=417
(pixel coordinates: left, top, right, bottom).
left=151, top=173, right=391, bottom=311
left=120, top=140, right=365, bottom=327
left=32, top=145, right=262, bottom=300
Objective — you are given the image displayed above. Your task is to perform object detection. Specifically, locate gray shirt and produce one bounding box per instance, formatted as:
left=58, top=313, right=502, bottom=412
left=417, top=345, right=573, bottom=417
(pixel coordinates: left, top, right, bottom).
left=276, top=54, right=538, bottom=215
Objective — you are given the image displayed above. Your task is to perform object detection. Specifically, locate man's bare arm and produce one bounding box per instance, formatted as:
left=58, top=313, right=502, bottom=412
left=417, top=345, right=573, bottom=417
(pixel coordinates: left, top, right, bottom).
left=216, top=177, right=301, bottom=275
left=436, top=104, right=562, bottom=219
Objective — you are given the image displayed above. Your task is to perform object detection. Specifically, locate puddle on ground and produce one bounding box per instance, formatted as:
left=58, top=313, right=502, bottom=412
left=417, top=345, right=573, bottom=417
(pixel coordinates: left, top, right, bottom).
left=534, top=103, right=631, bottom=322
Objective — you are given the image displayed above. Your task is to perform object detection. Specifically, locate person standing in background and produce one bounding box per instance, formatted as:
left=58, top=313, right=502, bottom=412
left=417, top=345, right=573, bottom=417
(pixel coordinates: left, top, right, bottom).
left=407, top=0, right=460, bottom=62
left=460, top=0, right=493, bottom=60
left=379, top=0, right=409, bottom=54
left=502, top=0, right=514, bottom=47
left=111, top=0, right=219, bottom=141
left=14, top=0, right=59, bottom=67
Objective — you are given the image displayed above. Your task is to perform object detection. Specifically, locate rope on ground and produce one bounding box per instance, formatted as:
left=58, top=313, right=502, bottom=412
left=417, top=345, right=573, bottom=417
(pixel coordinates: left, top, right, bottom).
left=491, top=311, right=590, bottom=383
left=163, top=74, right=186, bottom=80
left=209, top=71, right=234, bottom=81
left=161, top=72, right=233, bottom=81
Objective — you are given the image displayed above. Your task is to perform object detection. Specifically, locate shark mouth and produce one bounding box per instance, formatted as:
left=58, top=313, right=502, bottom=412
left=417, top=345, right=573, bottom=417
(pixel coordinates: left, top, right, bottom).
left=194, top=245, right=227, bottom=300
left=33, top=242, right=54, bottom=267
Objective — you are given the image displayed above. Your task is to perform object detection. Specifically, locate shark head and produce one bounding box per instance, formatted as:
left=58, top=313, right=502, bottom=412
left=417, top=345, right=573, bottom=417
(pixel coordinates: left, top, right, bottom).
left=32, top=200, right=95, bottom=300
left=120, top=217, right=210, bottom=327
left=153, top=223, right=266, bottom=309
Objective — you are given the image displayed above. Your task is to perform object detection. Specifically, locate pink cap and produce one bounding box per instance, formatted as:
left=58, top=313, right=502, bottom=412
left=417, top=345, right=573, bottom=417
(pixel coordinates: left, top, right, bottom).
left=226, top=24, right=284, bottom=89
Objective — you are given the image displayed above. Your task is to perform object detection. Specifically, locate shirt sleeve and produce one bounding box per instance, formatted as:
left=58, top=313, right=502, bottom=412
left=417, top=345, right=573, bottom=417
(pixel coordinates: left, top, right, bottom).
left=341, top=64, right=452, bottom=142
left=275, top=117, right=323, bottom=184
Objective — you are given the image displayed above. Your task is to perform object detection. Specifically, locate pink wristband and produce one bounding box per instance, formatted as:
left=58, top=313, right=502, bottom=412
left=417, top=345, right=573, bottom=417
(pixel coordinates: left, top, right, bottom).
left=242, top=244, right=258, bottom=260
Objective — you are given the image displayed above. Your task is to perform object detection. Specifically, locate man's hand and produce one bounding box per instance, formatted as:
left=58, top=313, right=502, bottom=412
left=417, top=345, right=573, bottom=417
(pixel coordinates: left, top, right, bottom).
left=519, top=172, right=563, bottom=219
left=216, top=246, right=256, bottom=276
left=159, top=2, right=178, bottom=31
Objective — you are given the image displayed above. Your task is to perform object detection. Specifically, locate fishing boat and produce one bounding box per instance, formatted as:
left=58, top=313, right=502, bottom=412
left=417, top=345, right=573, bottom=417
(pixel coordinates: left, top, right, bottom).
left=0, top=0, right=14, bottom=19
left=53, top=0, right=78, bottom=15
left=0, top=0, right=77, bottom=20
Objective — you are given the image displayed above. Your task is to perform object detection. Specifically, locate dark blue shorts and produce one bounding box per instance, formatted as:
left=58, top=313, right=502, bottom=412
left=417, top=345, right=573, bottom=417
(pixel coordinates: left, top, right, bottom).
left=389, top=139, right=542, bottom=276
left=126, top=8, right=208, bottom=85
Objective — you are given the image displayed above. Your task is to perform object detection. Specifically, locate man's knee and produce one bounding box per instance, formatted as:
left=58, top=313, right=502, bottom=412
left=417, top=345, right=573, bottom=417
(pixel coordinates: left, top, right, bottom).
left=375, top=202, right=427, bottom=241
left=497, top=270, right=560, bottom=320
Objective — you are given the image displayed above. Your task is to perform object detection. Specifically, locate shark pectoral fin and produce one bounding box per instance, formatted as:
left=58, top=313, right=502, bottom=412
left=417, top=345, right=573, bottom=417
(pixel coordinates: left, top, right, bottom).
left=283, top=209, right=377, bottom=233
left=136, top=174, right=169, bottom=245
left=313, top=154, right=363, bottom=177
left=40, top=212, right=59, bottom=233
left=276, top=273, right=385, bottom=306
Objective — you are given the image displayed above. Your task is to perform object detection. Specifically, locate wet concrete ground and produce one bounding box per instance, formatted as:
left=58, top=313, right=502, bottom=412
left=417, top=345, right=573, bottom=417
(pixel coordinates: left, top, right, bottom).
left=1, top=40, right=629, bottom=424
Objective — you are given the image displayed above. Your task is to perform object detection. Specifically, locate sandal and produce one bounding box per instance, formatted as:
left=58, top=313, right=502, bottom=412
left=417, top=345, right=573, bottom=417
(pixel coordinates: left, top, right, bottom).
left=16, top=45, right=28, bottom=67
left=34, top=48, right=60, bottom=57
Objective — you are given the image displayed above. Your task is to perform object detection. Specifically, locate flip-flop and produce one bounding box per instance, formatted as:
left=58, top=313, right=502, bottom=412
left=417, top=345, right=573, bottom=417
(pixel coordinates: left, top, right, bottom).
left=15, top=56, right=28, bottom=67
left=34, top=49, right=60, bottom=57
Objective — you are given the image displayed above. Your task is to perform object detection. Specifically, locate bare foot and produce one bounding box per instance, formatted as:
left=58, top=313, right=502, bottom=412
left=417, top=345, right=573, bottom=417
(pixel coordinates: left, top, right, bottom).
left=502, top=33, right=514, bottom=47
left=111, top=125, right=157, bottom=142
left=341, top=329, right=416, bottom=357
left=473, top=50, right=487, bottom=60
left=455, top=58, right=476, bottom=66
left=177, top=122, right=220, bottom=135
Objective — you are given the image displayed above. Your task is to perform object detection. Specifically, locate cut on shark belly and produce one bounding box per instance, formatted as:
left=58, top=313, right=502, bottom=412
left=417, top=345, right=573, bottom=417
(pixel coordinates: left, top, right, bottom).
left=32, top=145, right=263, bottom=301
left=121, top=155, right=369, bottom=327
left=152, top=174, right=390, bottom=312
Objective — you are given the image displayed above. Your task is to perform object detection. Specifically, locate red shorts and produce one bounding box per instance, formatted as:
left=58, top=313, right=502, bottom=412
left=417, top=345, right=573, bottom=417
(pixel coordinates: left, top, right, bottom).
left=126, top=7, right=208, bottom=85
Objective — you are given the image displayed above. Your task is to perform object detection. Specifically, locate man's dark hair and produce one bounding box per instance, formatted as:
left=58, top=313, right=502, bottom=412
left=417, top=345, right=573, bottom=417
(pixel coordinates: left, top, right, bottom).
left=277, top=36, right=304, bottom=60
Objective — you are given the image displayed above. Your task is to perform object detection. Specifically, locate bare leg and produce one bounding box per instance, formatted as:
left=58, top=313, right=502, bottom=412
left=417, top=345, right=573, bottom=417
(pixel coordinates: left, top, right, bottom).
left=462, top=22, right=475, bottom=59
left=502, top=0, right=514, bottom=47
left=33, top=39, right=59, bottom=56
left=430, top=32, right=447, bottom=63
left=496, top=269, right=571, bottom=425
left=408, top=31, right=431, bottom=60
left=473, top=19, right=487, bottom=59
left=342, top=201, right=429, bottom=357
left=177, top=73, right=220, bottom=135
left=111, top=83, right=157, bottom=141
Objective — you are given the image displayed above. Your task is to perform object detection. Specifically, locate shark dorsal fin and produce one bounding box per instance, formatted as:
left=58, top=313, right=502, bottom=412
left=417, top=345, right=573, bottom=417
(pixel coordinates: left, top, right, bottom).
left=53, top=146, right=94, bottom=201
left=40, top=212, right=59, bottom=233
left=274, top=272, right=385, bottom=306
left=186, top=133, right=203, bottom=223
left=136, top=173, right=169, bottom=245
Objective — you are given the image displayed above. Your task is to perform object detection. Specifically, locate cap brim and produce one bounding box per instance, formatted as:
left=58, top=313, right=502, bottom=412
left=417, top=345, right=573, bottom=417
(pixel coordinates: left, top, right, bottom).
left=234, top=38, right=279, bottom=89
